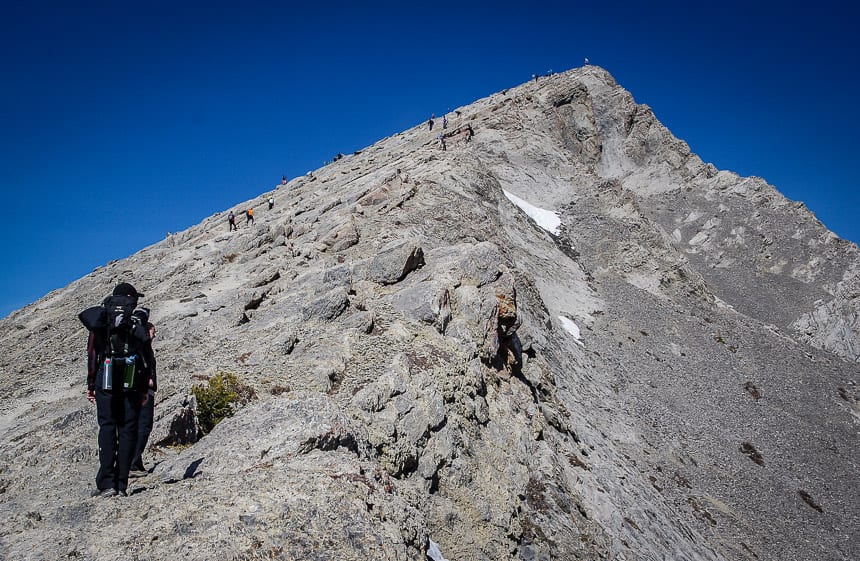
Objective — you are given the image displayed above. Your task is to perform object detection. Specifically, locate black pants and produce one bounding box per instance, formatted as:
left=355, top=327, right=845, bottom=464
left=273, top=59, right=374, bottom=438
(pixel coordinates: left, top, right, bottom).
left=95, top=385, right=141, bottom=492
left=131, top=395, right=154, bottom=471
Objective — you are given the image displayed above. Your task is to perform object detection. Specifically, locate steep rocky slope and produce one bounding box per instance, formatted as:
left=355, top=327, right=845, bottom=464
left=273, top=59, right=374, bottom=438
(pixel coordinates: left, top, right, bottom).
left=0, top=66, right=857, bottom=561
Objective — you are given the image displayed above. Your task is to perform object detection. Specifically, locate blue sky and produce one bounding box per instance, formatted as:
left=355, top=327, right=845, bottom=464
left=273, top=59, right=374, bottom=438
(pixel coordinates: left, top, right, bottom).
left=1, top=1, right=857, bottom=319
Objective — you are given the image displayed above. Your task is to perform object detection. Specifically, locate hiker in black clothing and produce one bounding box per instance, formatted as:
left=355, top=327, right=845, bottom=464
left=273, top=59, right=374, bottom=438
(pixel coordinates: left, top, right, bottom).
left=80, top=283, right=155, bottom=497
left=466, top=124, right=474, bottom=142
left=228, top=211, right=237, bottom=231
left=130, top=321, right=157, bottom=476
left=428, top=114, right=434, bottom=131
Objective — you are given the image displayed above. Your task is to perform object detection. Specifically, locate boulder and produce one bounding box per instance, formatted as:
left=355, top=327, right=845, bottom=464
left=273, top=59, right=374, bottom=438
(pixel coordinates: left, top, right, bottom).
left=387, top=281, right=451, bottom=333
left=365, top=240, right=425, bottom=284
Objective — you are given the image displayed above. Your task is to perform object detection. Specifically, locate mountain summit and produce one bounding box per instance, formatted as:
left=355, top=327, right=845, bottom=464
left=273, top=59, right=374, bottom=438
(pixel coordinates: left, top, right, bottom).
left=1, top=66, right=857, bottom=561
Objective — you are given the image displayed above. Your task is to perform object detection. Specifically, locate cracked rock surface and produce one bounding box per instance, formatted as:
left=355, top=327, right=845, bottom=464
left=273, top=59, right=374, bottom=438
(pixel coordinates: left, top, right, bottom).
left=1, top=66, right=858, bottom=561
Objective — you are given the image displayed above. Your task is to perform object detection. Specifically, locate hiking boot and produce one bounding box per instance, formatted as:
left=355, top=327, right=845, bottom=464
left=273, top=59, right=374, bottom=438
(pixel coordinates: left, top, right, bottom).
left=129, top=469, right=148, bottom=478
left=91, top=488, right=118, bottom=498
left=117, top=490, right=128, bottom=497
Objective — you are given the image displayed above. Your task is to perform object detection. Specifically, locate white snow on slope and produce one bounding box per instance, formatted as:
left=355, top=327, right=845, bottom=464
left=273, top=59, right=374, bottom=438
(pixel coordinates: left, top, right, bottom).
left=427, top=539, right=450, bottom=561
left=558, top=316, right=583, bottom=345
left=503, top=190, right=561, bottom=235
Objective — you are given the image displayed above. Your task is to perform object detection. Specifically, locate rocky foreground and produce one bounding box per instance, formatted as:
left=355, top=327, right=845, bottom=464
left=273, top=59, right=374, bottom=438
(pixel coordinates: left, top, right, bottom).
left=0, top=66, right=858, bottom=561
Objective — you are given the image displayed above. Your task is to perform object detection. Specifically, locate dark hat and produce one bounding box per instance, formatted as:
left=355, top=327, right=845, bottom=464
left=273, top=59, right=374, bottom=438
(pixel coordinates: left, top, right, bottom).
left=113, top=282, right=144, bottom=298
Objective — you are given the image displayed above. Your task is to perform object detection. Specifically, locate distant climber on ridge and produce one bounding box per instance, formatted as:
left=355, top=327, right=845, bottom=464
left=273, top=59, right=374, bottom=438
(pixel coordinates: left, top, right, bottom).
left=428, top=114, right=435, bottom=131
left=228, top=211, right=237, bottom=231
left=268, top=196, right=274, bottom=210
left=246, top=207, right=255, bottom=226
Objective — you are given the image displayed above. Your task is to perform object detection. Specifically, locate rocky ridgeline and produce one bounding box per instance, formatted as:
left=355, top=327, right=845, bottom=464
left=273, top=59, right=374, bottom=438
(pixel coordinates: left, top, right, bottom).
left=0, top=66, right=857, bottom=561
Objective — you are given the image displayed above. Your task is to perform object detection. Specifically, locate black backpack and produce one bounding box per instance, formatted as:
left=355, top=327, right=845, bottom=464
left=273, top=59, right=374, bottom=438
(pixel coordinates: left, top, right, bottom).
left=103, top=295, right=150, bottom=358
left=79, top=295, right=150, bottom=358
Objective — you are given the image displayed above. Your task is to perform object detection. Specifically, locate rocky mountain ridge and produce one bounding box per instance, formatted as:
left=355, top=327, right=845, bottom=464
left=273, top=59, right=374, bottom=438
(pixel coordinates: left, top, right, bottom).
left=0, top=65, right=857, bottom=561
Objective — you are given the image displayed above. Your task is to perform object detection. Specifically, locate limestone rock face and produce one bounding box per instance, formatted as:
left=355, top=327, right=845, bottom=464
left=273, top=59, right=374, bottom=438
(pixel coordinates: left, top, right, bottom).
left=1, top=66, right=858, bottom=561
left=792, top=267, right=860, bottom=361
left=363, top=239, right=426, bottom=285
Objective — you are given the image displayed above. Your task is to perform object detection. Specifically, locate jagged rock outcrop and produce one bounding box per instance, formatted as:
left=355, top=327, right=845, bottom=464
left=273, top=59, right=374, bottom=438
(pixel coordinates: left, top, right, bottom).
left=1, top=66, right=857, bottom=561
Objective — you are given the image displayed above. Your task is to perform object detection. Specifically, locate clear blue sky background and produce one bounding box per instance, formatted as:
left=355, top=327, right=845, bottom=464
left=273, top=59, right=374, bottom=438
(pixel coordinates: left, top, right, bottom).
left=1, top=1, right=857, bottom=319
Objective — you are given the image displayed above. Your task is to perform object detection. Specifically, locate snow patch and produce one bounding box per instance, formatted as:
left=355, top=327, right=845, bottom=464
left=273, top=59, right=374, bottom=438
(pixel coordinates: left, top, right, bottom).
left=558, top=316, right=584, bottom=345
left=427, top=539, right=450, bottom=561
left=503, top=190, right=561, bottom=235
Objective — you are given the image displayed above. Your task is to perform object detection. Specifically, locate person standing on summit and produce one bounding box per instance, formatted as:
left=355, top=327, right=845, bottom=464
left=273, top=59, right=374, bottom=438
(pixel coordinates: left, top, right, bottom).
left=78, top=283, right=155, bottom=497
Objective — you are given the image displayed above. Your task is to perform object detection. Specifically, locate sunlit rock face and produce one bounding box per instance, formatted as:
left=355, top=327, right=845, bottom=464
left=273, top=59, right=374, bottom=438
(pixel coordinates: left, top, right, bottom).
left=1, top=66, right=857, bottom=561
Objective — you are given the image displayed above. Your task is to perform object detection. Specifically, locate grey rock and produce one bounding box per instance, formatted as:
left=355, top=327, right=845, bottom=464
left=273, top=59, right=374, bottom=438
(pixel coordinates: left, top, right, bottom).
left=425, top=241, right=504, bottom=287
left=792, top=268, right=860, bottom=360
left=320, top=216, right=360, bottom=252
left=1, top=65, right=858, bottom=561
left=365, top=239, right=425, bottom=284
left=387, top=281, right=451, bottom=333
left=274, top=326, right=299, bottom=355
left=302, top=286, right=349, bottom=321
left=343, top=310, right=375, bottom=333
left=140, top=393, right=200, bottom=449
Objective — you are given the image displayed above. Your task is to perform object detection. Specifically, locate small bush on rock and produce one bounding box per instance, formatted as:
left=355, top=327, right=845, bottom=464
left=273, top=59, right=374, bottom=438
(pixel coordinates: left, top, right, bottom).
left=192, top=371, right=256, bottom=434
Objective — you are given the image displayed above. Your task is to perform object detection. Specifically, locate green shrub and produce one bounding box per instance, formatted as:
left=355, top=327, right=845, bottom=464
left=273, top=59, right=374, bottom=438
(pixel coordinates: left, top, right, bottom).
left=192, top=371, right=256, bottom=434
